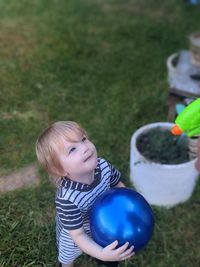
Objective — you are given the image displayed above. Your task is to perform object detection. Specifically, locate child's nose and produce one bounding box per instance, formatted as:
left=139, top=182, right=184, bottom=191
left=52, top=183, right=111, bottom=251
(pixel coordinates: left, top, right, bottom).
left=82, top=143, right=89, bottom=153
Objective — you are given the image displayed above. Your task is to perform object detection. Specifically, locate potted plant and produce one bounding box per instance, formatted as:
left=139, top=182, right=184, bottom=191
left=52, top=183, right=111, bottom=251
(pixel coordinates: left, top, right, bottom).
left=130, top=122, right=199, bottom=208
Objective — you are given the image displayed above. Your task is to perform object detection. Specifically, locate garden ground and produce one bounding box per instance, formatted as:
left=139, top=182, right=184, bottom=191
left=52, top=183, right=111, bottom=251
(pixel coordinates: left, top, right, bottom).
left=0, top=0, right=200, bottom=266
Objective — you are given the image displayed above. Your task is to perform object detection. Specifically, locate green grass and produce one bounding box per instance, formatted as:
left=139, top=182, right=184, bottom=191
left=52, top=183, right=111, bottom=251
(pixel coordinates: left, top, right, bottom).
left=0, top=0, right=200, bottom=266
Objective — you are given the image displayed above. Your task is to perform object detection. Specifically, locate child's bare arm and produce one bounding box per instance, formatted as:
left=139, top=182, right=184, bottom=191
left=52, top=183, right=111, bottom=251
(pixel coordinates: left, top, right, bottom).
left=69, top=227, right=134, bottom=262
left=114, top=181, right=126, bottom=187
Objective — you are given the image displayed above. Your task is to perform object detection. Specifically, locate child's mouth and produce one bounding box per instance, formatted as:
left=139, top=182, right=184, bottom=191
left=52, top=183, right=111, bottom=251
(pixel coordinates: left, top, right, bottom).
left=84, top=153, right=93, bottom=162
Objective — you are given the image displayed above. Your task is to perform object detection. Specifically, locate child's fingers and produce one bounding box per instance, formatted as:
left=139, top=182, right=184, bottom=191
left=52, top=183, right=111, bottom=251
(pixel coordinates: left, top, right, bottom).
left=106, top=240, right=118, bottom=250
left=116, top=242, right=129, bottom=254
left=119, top=245, right=134, bottom=259
left=120, top=250, right=135, bottom=261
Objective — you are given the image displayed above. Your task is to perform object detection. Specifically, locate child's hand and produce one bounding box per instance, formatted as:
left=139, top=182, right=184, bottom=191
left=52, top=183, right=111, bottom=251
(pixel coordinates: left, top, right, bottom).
left=195, top=138, right=200, bottom=172
left=100, top=240, right=135, bottom=262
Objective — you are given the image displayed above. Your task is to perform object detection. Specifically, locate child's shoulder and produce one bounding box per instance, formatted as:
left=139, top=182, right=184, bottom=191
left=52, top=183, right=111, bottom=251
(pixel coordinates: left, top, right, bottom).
left=97, top=157, right=111, bottom=169
left=97, top=156, right=108, bottom=165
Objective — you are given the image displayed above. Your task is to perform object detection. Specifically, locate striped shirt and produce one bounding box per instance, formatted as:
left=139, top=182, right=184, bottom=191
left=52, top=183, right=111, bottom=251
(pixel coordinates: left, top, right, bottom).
left=55, top=157, right=121, bottom=264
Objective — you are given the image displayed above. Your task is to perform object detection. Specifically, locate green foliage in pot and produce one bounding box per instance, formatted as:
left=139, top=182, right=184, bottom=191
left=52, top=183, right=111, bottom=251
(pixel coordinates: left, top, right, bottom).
left=136, top=127, right=189, bottom=164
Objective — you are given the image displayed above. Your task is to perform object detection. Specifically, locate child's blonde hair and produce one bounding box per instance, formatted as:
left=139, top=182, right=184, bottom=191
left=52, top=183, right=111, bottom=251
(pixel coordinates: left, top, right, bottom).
left=36, top=121, right=87, bottom=177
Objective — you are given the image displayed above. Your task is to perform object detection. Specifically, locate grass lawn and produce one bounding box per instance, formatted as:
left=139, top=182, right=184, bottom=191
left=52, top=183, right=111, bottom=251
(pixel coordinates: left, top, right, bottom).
left=0, top=0, right=200, bottom=266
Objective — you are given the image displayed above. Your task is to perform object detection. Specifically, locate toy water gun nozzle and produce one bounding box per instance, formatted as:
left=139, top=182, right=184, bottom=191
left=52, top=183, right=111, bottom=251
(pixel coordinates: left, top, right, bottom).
left=171, top=125, right=183, bottom=136
left=171, top=98, right=200, bottom=138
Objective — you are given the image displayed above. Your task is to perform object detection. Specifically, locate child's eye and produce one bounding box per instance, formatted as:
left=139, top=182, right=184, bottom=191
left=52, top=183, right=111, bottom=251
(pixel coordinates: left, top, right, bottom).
left=82, top=136, right=87, bottom=142
left=69, top=147, right=76, bottom=154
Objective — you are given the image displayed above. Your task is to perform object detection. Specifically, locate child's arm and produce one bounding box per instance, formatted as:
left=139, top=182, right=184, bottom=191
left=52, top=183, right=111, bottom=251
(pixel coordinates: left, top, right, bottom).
left=114, top=181, right=126, bottom=187
left=69, top=227, right=134, bottom=262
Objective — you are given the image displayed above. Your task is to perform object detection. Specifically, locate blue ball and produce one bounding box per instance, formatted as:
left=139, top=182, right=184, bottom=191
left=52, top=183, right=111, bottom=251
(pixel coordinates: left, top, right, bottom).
left=90, top=188, right=154, bottom=252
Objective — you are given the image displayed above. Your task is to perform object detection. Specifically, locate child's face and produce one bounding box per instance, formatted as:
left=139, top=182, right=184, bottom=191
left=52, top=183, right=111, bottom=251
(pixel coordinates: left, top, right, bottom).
left=58, top=136, right=98, bottom=179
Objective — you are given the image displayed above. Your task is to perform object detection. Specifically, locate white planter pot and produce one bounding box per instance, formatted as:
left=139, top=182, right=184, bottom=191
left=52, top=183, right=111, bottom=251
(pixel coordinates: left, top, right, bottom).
left=166, top=52, right=178, bottom=73
left=130, top=122, right=199, bottom=208
left=166, top=52, right=179, bottom=85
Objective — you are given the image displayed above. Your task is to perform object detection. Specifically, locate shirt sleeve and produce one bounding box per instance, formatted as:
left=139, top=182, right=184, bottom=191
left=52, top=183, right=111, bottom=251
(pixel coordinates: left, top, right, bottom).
left=55, top=197, right=83, bottom=230
left=108, top=161, right=121, bottom=187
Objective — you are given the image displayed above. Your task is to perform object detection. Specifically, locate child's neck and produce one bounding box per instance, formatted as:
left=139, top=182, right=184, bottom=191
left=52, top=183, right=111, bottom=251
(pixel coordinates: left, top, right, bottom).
left=69, top=170, right=95, bottom=185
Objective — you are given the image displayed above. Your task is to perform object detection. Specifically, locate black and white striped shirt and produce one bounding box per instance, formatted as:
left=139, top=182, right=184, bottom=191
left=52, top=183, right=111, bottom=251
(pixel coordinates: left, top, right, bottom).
left=55, top=157, right=121, bottom=264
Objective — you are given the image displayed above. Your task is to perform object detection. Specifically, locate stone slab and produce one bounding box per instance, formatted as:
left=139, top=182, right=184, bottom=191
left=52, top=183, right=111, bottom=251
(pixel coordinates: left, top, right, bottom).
left=0, top=164, right=40, bottom=193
